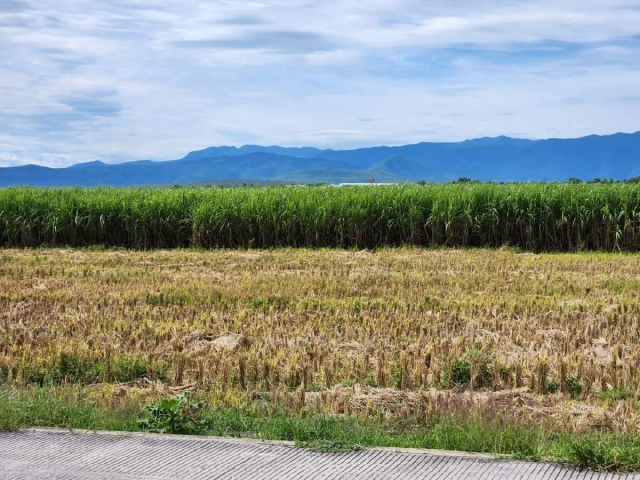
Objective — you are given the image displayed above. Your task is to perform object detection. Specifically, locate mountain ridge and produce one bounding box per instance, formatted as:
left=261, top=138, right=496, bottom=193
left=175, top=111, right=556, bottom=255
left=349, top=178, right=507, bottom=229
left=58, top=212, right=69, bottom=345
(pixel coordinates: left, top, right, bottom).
left=1, top=131, right=639, bottom=186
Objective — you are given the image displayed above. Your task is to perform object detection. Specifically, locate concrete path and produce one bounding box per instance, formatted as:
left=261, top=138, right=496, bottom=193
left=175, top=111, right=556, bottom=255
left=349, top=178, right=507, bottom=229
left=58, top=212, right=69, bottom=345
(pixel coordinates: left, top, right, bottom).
left=1, top=428, right=638, bottom=479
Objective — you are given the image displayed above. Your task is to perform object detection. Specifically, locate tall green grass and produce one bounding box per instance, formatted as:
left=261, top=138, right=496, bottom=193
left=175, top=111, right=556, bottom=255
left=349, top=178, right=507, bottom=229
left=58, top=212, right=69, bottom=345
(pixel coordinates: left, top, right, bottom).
left=1, top=184, right=640, bottom=251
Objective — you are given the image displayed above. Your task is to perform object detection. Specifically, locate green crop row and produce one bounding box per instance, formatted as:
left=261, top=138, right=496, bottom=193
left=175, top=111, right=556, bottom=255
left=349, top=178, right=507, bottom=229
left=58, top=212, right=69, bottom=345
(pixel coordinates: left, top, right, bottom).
left=1, top=184, right=640, bottom=251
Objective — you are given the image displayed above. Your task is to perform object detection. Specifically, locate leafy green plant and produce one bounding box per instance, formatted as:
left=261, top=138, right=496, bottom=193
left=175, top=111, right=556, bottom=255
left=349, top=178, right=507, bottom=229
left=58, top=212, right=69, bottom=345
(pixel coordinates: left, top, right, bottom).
left=341, top=378, right=355, bottom=387
left=566, top=376, right=583, bottom=399
left=392, top=366, right=404, bottom=389
left=137, top=392, right=207, bottom=434
left=547, top=380, right=560, bottom=394
left=365, top=372, right=378, bottom=388
left=466, top=345, right=493, bottom=389
left=444, top=360, right=471, bottom=387
left=442, top=346, right=493, bottom=388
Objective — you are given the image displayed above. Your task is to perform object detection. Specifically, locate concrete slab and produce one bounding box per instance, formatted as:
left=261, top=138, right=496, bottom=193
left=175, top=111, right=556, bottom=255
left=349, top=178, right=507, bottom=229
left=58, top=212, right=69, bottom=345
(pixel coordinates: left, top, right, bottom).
left=0, top=428, right=638, bottom=479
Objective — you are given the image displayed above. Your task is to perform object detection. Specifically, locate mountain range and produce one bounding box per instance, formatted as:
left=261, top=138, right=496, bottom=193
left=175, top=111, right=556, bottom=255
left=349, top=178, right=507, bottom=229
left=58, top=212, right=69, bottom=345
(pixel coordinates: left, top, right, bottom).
left=2, top=132, right=640, bottom=186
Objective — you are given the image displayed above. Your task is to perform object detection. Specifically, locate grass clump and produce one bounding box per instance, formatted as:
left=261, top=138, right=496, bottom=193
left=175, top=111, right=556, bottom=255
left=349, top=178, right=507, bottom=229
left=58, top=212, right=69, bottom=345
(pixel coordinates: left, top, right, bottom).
left=598, top=390, right=635, bottom=402
left=0, top=387, right=138, bottom=432
left=19, top=354, right=167, bottom=386
left=442, top=346, right=493, bottom=389
left=302, top=440, right=364, bottom=453
left=568, top=434, right=640, bottom=472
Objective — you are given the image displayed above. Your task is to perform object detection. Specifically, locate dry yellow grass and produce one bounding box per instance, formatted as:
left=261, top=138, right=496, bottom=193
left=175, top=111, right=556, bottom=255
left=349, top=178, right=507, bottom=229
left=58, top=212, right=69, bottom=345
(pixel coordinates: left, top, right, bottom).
left=1, top=248, right=640, bottom=432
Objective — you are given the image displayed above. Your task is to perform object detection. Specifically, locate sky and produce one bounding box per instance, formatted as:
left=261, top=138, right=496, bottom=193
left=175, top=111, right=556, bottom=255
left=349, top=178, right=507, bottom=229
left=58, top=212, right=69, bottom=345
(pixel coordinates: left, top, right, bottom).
left=1, top=1, right=640, bottom=167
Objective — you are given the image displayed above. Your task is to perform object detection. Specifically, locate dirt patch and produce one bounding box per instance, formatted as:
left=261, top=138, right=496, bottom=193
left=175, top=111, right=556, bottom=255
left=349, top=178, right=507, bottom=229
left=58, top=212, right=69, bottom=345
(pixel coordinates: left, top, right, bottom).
left=535, top=329, right=568, bottom=341
left=105, top=252, right=129, bottom=258
left=236, top=253, right=266, bottom=259
left=560, top=299, right=587, bottom=309
left=336, top=341, right=370, bottom=357
left=565, top=402, right=617, bottom=432
left=184, top=333, right=251, bottom=355
left=468, top=328, right=501, bottom=343
left=212, top=334, right=250, bottom=351
left=88, top=378, right=197, bottom=403
left=585, top=337, right=612, bottom=364
left=420, top=250, right=463, bottom=257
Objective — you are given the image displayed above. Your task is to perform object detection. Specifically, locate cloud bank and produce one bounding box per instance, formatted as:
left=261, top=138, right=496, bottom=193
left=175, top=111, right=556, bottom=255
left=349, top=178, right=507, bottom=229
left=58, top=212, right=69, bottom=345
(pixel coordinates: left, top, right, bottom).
left=0, top=0, right=639, bottom=166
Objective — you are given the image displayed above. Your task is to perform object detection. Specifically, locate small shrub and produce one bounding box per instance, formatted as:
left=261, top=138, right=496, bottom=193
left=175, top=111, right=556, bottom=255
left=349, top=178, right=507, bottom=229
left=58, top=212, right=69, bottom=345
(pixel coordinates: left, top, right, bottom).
left=365, top=373, right=378, bottom=388
left=341, top=378, right=355, bottom=388
left=392, top=366, right=404, bottom=389
left=566, top=376, right=583, bottom=399
left=499, top=365, right=513, bottom=383
left=137, top=392, right=208, bottom=434
left=444, top=360, right=471, bottom=387
left=547, top=380, right=560, bottom=394
left=443, top=346, right=493, bottom=388
left=540, top=377, right=580, bottom=397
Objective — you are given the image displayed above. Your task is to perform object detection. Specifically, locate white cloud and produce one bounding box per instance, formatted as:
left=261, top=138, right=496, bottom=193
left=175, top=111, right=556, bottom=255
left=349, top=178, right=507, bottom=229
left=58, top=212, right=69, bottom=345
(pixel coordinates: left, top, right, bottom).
left=0, top=0, right=639, bottom=165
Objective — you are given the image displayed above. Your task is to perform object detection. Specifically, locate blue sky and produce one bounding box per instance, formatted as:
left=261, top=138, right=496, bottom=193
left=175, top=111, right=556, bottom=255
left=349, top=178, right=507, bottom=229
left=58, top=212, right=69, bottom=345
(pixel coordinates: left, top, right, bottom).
left=1, top=0, right=640, bottom=167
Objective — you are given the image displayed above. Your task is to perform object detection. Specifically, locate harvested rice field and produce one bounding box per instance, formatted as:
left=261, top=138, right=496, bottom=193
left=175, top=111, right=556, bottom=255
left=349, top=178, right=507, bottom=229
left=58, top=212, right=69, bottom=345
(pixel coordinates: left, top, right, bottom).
left=2, top=247, right=640, bottom=437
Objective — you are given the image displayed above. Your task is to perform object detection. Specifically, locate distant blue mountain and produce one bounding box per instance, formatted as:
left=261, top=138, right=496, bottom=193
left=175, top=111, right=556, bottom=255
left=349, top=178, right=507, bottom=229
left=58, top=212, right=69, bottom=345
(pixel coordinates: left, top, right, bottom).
left=1, top=132, right=639, bottom=186
left=67, top=160, right=108, bottom=169
left=182, top=145, right=324, bottom=161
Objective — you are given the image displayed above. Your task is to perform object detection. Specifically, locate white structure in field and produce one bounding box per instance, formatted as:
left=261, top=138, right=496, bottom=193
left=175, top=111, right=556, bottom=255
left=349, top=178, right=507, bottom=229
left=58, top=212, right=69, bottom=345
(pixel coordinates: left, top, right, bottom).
left=336, top=183, right=397, bottom=187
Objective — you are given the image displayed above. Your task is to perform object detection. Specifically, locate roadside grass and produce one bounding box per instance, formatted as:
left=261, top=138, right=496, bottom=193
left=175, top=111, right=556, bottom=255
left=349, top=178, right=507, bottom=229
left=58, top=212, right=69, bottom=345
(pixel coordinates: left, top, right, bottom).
left=1, top=387, right=639, bottom=472
left=0, top=388, right=139, bottom=432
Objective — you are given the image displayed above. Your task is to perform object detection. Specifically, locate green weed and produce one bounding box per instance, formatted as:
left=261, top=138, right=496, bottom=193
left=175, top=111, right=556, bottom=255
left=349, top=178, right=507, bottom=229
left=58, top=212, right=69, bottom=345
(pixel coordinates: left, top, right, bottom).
left=137, top=392, right=208, bottom=434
